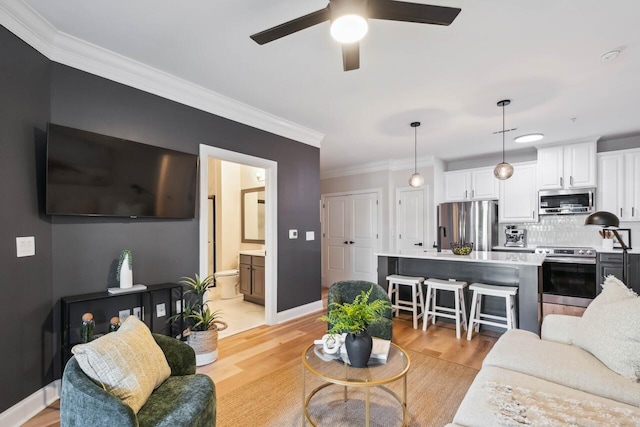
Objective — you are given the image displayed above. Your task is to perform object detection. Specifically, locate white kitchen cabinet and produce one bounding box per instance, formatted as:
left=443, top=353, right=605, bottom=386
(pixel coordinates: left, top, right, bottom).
left=597, top=152, right=625, bottom=218
left=537, top=141, right=597, bottom=190
left=597, top=149, right=640, bottom=221
left=444, top=167, right=498, bottom=201
left=499, top=162, right=538, bottom=223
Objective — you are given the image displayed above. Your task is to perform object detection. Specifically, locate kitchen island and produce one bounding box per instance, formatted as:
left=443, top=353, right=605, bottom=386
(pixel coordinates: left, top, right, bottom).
left=377, top=251, right=546, bottom=334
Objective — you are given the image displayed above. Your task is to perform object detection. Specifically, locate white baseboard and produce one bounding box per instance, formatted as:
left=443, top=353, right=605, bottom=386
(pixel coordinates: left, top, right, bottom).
left=0, top=380, right=61, bottom=427
left=276, top=299, right=324, bottom=324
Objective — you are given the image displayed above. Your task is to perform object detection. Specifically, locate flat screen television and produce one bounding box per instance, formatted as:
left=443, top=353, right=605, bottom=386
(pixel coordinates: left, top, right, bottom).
left=46, top=123, right=198, bottom=219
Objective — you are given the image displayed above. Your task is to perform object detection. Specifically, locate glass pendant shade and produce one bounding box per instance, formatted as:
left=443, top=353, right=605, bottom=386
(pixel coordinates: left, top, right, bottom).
left=409, top=172, right=424, bottom=188
left=330, top=15, right=368, bottom=43
left=494, top=162, right=514, bottom=180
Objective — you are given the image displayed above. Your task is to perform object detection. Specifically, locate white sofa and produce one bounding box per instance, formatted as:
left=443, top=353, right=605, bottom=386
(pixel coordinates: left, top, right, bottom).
left=447, top=277, right=640, bottom=426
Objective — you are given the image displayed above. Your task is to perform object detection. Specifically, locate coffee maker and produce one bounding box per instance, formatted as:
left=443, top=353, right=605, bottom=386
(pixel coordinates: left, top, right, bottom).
left=505, top=225, right=526, bottom=247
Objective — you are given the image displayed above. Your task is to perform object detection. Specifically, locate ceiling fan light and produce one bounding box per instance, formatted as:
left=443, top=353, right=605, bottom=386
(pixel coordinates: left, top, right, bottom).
left=494, top=162, right=514, bottom=180
left=409, top=173, right=424, bottom=188
left=330, top=14, right=368, bottom=43
left=514, top=133, right=544, bottom=143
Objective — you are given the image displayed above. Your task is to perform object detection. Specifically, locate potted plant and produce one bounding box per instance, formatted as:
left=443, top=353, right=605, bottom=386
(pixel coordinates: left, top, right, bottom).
left=170, top=274, right=227, bottom=366
left=319, top=285, right=390, bottom=367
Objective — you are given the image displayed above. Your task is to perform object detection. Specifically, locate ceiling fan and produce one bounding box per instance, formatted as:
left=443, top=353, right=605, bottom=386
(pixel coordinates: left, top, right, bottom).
left=250, top=0, right=461, bottom=72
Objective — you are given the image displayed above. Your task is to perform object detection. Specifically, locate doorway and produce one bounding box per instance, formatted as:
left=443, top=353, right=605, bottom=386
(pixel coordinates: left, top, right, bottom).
left=395, top=187, right=429, bottom=254
left=198, top=144, right=278, bottom=331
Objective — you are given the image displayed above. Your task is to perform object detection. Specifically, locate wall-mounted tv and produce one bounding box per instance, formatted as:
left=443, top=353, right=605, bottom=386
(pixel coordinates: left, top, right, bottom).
left=46, top=123, right=198, bottom=219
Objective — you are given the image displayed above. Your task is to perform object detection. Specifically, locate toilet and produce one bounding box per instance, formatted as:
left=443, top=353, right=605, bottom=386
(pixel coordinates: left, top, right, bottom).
left=214, top=269, right=240, bottom=299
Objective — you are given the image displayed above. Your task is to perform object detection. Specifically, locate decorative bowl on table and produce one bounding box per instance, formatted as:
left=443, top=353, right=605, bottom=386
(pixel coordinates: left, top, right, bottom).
left=451, top=242, right=474, bottom=255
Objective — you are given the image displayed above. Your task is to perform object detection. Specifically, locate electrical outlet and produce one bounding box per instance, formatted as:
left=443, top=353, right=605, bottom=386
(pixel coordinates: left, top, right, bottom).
left=133, top=307, right=141, bottom=319
left=16, top=236, right=35, bottom=257
left=119, top=309, right=131, bottom=321
left=175, top=299, right=183, bottom=314
left=156, top=303, right=166, bottom=318
left=289, top=229, right=298, bottom=239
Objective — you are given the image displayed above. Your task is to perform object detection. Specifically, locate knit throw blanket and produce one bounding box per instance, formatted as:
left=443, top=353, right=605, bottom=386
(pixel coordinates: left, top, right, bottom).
left=485, top=381, right=640, bottom=426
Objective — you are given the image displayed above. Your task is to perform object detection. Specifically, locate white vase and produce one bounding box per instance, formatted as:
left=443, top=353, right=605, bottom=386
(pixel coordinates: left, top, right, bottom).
left=602, top=239, right=614, bottom=251
left=119, top=255, right=133, bottom=289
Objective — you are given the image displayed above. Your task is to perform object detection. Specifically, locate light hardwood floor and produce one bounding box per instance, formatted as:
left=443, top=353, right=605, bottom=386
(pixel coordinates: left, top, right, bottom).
left=23, top=300, right=499, bottom=427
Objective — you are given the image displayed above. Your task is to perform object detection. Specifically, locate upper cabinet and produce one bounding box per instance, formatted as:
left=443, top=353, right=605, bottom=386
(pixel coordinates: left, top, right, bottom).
left=598, top=149, right=640, bottom=221
left=537, top=141, right=597, bottom=190
left=444, top=167, right=498, bottom=202
left=499, top=162, right=538, bottom=223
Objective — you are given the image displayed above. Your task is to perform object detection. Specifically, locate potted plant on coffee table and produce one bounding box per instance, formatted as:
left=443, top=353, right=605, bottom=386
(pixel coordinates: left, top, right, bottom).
left=319, top=285, right=390, bottom=367
left=170, top=274, right=227, bottom=366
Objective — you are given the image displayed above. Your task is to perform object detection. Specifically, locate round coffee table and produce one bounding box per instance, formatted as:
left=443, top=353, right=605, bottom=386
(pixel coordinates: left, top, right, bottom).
left=301, top=342, right=410, bottom=426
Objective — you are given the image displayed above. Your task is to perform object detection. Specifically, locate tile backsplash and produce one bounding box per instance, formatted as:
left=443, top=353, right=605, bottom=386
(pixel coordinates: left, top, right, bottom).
left=500, top=215, right=639, bottom=249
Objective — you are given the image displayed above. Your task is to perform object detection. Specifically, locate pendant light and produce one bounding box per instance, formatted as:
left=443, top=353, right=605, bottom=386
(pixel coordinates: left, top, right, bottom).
left=494, top=99, right=514, bottom=180
left=409, top=121, right=424, bottom=188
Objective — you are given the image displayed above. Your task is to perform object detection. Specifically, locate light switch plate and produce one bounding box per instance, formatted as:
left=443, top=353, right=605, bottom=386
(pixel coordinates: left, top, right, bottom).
left=156, top=303, right=166, bottom=317
left=133, top=307, right=142, bottom=319
left=289, top=229, right=298, bottom=239
left=119, top=309, right=131, bottom=321
left=306, top=231, right=315, bottom=241
left=16, top=236, right=35, bottom=257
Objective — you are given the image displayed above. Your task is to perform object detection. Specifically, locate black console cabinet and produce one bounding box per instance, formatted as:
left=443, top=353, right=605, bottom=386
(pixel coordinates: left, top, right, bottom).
left=61, top=283, right=183, bottom=370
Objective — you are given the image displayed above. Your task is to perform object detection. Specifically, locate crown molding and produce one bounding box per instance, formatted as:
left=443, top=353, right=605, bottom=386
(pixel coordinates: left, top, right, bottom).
left=0, top=0, right=324, bottom=148
left=321, top=156, right=435, bottom=180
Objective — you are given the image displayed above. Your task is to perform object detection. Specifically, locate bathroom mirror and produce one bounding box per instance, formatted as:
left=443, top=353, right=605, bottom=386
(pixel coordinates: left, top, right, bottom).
left=242, top=187, right=265, bottom=243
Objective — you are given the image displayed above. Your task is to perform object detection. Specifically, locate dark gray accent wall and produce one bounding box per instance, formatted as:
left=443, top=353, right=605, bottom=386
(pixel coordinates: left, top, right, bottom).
left=598, top=134, right=640, bottom=152
left=0, top=24, right=321, bottom=413
left=0, top=26, right=53, bottom=412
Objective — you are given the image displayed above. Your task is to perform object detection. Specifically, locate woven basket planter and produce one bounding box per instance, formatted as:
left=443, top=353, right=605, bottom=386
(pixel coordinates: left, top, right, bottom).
left=185, top=320, right=228, bottom=366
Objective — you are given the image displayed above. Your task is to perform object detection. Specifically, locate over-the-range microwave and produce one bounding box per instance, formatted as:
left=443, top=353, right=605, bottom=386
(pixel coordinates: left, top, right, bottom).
left=538, top=188, right=595, bottom=215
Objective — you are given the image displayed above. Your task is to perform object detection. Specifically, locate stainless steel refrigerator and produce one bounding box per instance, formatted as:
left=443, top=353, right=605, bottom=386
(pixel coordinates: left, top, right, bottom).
left=436, top=200, right=498, bottom=252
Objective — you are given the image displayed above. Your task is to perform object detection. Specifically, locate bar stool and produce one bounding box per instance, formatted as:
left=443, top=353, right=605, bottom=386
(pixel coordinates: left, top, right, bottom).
left=467, top=283, right=518, bottom=341
left=423, top=278, right=468, bottom=339
left=385, top=274, right=425, bottom=329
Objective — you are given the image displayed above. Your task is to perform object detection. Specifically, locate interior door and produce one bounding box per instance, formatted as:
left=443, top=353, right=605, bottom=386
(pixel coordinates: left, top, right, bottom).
left=323, top=192, right=379, bottom=285
left=396, top=189, right=424, bottom=254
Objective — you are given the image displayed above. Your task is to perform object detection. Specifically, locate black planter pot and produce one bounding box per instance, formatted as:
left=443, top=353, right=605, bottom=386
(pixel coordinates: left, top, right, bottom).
left=345, top=331, right=373, bottom=368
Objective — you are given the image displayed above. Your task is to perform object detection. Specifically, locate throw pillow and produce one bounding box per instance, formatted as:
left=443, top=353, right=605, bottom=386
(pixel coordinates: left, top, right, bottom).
left=71, top=315, right=171, bottom=413
left=572, top=275, right=640, bottom=381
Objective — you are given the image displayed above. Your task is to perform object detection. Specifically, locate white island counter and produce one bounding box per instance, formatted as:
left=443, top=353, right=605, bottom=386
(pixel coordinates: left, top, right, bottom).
left=377, top=251, right=545, bottom=334
left=376, top=250, right=546, bottom=267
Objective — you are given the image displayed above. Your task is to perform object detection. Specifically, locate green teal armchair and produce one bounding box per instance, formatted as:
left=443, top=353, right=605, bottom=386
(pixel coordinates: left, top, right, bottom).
left=60, top=333, right=216, bottom=427
left=327, top=280, right=394, bottom=340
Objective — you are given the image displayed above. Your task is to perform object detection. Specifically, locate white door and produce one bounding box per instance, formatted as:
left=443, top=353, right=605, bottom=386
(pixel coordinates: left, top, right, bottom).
left=396, top=189, right=424, bottom=253
left=323, top=192, right=379, bottom=285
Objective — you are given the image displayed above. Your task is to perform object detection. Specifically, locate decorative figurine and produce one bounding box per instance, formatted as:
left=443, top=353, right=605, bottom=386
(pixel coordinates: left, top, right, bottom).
left=117, top=249, right=133, bottom=289
left=109, top=316, right=121, bottom=332
left=81, top=312, right=95, bottom=343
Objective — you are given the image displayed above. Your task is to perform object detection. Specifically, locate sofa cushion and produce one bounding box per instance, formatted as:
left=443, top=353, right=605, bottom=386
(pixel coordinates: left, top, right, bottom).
left=137, top=374, right=216, bottom=427
left=572, top=275, right=640, bottom=381
left=483, top=329, right=640, bottom=407
left=453, top=366, right=640, bottom=427
left=71, top=316, right=171, bottom=413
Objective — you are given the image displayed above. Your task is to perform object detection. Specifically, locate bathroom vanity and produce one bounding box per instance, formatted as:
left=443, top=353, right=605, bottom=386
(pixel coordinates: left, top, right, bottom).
left=239, top=251, right=265, bottom=305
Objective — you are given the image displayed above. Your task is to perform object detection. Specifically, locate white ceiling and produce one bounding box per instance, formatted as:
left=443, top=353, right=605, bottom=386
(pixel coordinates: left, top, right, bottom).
left=18, top=0, right=640, bottom=174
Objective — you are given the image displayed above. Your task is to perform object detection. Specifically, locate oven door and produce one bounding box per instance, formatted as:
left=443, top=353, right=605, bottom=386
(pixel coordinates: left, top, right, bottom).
left=542, top=258, right=597, bottom=307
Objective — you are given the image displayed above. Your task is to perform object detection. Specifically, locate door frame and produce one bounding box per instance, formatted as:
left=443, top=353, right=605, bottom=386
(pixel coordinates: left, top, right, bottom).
left=199, top=144, right=278, bottom=325
left=320, top=188, right=382, bottom=287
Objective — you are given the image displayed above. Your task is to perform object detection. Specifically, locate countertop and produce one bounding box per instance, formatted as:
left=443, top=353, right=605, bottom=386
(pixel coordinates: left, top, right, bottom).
left=492, top=245, right=536, bottom=252
left=239, top=250, right=266, bottom=257
left=596, top=248, right=640, bottom=254
left=376, top=251, right=546, bottom=266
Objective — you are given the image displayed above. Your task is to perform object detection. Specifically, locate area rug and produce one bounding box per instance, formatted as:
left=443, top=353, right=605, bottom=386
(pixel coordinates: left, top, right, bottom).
left=217, top=349, right=477, bottom=426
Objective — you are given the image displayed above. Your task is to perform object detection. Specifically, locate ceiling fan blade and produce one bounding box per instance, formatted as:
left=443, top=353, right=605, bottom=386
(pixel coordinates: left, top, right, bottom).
left=367, top=0, right=461, bottom=25
left=250, top=7, right=331, bottom=45
left=342, top=43, right=360, bottom=72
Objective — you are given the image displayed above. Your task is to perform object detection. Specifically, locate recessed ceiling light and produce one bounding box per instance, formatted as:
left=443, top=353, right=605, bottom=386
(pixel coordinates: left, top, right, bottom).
left=601, top=50, right=621, bottom=62
left=514, top=133, right=544, bottom=143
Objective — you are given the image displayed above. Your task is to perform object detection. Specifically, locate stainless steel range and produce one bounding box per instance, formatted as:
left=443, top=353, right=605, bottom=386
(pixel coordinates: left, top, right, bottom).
left=536, top=246, right=597, bottom=307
